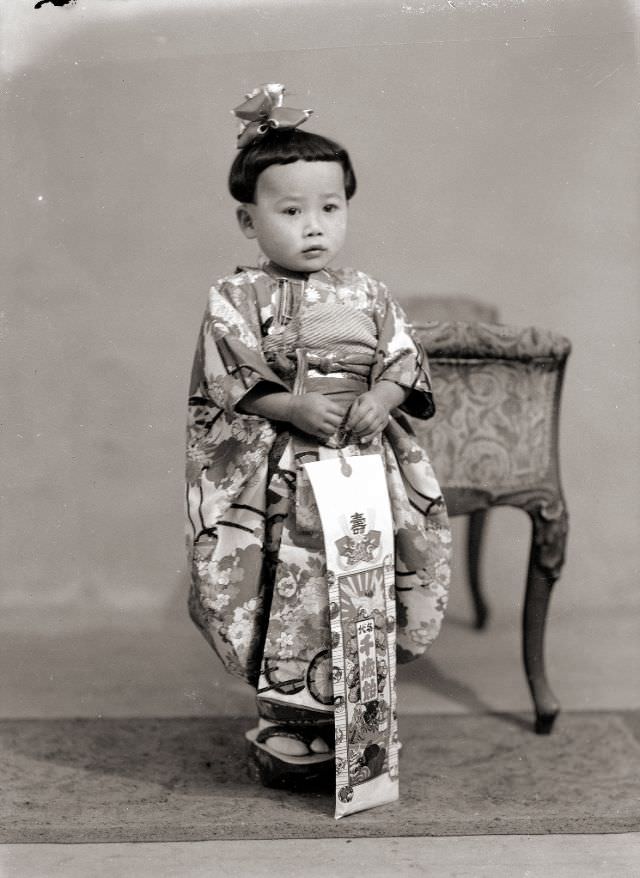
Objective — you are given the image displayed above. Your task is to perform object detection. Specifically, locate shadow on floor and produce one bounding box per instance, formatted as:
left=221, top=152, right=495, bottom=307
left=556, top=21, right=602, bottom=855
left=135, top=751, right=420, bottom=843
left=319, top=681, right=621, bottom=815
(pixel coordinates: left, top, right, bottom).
left=401, top=656, right=533, bottom=732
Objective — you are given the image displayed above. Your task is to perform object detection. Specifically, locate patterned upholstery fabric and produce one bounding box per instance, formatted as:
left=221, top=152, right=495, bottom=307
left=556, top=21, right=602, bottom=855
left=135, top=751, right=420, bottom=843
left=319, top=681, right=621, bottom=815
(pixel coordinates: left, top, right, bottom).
left=417, top=320, right=571, bottom=363
left=409, top=321, right=571, bottom=497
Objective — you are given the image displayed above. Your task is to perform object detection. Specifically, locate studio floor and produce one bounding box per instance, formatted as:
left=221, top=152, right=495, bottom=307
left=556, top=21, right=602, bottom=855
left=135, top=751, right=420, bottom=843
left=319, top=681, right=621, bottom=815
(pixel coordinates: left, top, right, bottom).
left=2, top=517, right=639, bottom=877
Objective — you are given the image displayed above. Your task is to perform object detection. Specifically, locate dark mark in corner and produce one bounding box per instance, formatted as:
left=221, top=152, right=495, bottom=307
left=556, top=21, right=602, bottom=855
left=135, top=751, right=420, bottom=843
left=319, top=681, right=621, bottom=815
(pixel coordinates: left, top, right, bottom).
left=35, top=0, right=77, bottom=9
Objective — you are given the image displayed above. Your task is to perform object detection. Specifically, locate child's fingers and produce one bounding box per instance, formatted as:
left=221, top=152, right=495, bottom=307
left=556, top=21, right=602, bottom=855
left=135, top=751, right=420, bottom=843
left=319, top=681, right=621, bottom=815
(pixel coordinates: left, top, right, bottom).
left=352, top=406, right=379, bottom=434
left=315, top=412, right=345, bottom=438
left=325, top=413, right=345, bottom=430
left=322, top=400, right=348, bottom=420
left=319, top=417, right=346, bottom=440
left=345, top=397, right=362, bottom=430
left=353, top=419, right=373, bottom=436
left=358, top=418, right=387, bottom=443
left=356, top=408, right=388, bottom=437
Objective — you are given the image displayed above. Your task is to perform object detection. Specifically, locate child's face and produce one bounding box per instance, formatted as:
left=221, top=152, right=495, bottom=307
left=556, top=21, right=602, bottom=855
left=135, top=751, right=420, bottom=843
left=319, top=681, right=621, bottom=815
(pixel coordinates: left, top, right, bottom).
left=237, top=160, right=348, bottom=274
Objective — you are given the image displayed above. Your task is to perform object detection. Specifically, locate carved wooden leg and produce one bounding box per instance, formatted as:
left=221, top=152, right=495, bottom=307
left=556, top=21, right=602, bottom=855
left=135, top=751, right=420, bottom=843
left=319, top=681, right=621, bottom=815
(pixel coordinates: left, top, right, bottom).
left=467, top=510, right=489, bottom=629
left=523, top=496, right=569, bottom=734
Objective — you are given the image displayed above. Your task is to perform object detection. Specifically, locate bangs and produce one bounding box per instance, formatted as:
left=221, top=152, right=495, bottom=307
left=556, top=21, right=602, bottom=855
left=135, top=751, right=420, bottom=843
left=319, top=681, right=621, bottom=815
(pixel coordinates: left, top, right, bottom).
left=228, top=128, right=357, bottom=203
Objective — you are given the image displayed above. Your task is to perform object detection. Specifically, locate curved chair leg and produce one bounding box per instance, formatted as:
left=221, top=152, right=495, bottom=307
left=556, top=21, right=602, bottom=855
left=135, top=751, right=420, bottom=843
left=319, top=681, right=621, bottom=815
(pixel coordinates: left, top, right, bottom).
left=523, top=496, right=569, bottom=734
left=467, top=510, right=489, bottom=629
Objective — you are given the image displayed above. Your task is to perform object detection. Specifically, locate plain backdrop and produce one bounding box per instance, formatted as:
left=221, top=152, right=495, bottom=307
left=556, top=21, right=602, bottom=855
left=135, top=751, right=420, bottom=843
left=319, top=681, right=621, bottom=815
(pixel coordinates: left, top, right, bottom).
left=2, top=1, right=638, bottom=709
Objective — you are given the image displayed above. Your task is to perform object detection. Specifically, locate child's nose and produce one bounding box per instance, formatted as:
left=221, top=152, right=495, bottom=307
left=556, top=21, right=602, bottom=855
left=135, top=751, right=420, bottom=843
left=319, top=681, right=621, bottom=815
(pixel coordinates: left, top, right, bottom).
left=304, top=213, right=324, bottom=235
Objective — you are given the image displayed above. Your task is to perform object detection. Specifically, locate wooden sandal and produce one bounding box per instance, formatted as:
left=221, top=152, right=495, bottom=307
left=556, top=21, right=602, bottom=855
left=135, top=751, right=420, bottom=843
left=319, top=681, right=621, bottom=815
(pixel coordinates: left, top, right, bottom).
left=245, top=726, right=335, bottom=791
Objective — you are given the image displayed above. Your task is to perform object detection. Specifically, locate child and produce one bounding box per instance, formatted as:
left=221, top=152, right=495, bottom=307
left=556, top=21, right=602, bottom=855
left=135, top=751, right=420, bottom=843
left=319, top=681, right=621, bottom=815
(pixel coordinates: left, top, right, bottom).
left=186, top=84, right=451, bottom=816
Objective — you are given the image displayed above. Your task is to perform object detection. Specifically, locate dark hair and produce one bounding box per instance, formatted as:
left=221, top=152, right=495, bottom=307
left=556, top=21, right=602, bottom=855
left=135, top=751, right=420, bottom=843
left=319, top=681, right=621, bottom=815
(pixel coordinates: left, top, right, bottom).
left=228, top=128, right=357, bottom=204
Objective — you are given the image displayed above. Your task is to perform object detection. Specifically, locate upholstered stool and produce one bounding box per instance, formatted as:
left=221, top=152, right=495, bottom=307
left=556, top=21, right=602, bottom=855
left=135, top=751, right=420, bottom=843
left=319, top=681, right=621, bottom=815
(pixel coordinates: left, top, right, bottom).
left=408, top=314, right=571, bottom=734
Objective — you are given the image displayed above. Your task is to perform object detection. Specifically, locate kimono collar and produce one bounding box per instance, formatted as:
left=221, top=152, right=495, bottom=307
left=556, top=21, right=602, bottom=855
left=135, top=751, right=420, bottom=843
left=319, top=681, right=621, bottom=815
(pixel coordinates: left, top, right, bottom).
left=259, top=255, right=333, bottom=284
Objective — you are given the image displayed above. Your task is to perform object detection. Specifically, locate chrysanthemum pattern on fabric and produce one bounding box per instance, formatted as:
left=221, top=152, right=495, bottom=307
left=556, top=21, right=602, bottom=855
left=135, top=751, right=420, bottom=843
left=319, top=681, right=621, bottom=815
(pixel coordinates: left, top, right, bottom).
left=186, top=265, right=451, bottom=683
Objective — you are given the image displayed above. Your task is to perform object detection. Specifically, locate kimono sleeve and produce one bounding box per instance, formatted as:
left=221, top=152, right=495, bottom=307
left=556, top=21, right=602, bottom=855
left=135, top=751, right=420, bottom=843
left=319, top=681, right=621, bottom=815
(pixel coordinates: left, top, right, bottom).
left=185, top=282, right=288, bottom=548
left=371, top=280, right=435, bottom=420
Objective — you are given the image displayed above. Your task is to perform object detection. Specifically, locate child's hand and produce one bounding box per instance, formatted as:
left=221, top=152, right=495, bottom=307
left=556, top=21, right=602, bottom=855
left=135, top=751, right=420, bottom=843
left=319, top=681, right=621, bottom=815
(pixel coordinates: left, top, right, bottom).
left=346, top=382, right=406, bottom=444
left=345, top=391, right=390, bottom=444
left=289, top=393, right=347, bottom=441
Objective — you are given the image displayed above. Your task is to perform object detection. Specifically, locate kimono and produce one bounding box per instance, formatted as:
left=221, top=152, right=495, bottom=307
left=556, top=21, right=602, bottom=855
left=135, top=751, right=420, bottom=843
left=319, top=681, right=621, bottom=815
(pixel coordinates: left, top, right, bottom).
left=186, top=261, right=451, bottom=813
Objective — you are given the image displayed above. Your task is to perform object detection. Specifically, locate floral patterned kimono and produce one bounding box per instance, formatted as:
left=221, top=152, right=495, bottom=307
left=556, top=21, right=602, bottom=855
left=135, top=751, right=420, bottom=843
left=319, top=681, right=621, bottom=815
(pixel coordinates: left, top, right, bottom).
left=186, top=261, right=451, bottom=813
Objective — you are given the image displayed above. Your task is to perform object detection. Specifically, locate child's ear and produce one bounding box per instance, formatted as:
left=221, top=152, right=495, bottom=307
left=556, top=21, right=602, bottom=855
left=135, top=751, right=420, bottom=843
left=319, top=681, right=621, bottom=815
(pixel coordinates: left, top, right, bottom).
left=236, top=205, right=257, bottom=239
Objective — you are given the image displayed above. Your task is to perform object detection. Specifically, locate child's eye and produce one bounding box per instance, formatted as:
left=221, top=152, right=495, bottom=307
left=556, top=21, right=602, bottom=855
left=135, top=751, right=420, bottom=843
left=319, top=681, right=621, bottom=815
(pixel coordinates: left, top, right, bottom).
left=283, top=207, right=299, bottom=216
left=323, top=203, right=339, bottom=213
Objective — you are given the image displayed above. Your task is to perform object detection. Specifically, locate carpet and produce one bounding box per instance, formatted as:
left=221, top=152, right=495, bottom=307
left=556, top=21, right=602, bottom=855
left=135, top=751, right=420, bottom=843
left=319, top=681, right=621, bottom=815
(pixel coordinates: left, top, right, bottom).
left=2, top=712, right=639, bottom=842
